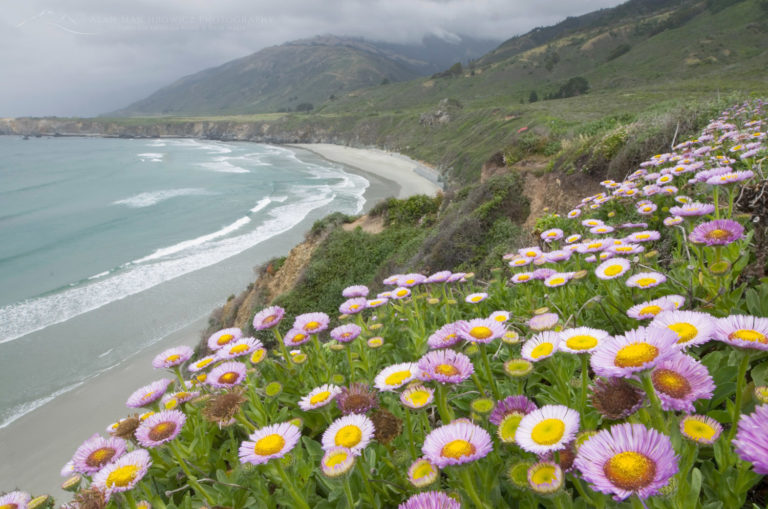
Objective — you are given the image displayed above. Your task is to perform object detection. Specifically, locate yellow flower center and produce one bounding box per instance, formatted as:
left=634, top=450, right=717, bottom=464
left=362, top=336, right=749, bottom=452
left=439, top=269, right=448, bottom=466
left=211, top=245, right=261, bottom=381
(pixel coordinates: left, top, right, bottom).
left=706, top=229, right=731, bottom=240
left=530, top=464, right=558, bottom=485
left=683, top=419, right=718, bottom=442
left=195, top=358, right=214, bottom=369
left=305, top=321, right=321, bottom=331
left=435, top=364, right=459, bottom=376
left=603, top=265, right=624, bottom=277
left=518, top=275, right=530, bottom=281
left=263, top=314, right=277, bottom=324
left=442, top=333, right=457, bottom=343
left=106, top=464, right=140, bottom=488
left=251, top=349, right=266, bottom=363
left=530, top=342, right=554, bottom=359
left=531, top=419, right=565, bottom=445
left=470, top=295, right=484, bottom=302
left=165, top=354, right=181, bottom=363
left=615, top=246, right=633, bottom=252
left=309, top=391, right=331, bottom=405
left=470, top=326, right=493, bottom=339
left=587, top=243, right=602, bottom=250
left=384, top=370, right=412, bottom=386
left=652, top=369, right=691, bottom=398
left=324, top=450, right=349, bottom=467
left=604, top=451, right=656, bottom=491
left=498, top=414, right=524, bottom=443
left=730, top=329, right=767, bottom=343
left=148, top=421, right=177, bottom=442
left=406, top=390, right=430, bottom=407
left=396, top=289, right=409, bottom=297
left=633, top=277, right=657, bottom=288
left=254, top=434, right=286, bottom=456
left=216, top=333, right=234, bottom=345
left=635, top=234, right=650, bottom=240
left=412, top=461, right=435, bottom=480
left=441, top=439, right=476, bottom=459
left=639, top=305, right=662, bottom=316
left=614, top=343, right=659, bottom=368
left=406, top=279, right=415, bottom=285
left=291, top=333, right=307, bottom=343
left=219, top=372, right=239, bottom=384
left=86, top=447, right=116, bottom=468
left=669, top=323, right=698, bottom=343
left=525, top=251, right=538, bottom=257
left=565, top=335, right=598, bottom=351
left=335, top=425, right=363, bottom=448
left=350, top=304, right=360, bottom=310
left=230, top=344, right=249, bottom=355
left=548, top=277, right=566, bottom=286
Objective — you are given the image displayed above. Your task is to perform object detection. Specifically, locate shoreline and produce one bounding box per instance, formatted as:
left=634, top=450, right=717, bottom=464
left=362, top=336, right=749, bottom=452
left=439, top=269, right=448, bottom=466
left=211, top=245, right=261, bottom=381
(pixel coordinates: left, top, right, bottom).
left=0, top=141, right=440, bottom=501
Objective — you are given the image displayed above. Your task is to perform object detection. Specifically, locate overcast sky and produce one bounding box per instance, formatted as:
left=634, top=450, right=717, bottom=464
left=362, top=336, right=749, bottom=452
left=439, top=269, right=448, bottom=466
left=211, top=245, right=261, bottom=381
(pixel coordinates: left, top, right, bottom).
left=0, top=0, right=625, bottom=117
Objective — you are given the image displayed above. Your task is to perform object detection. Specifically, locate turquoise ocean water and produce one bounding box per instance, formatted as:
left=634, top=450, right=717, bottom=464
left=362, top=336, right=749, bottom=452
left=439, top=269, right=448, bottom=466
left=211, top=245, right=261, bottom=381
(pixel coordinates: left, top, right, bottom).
left=0, top=136, right=370, bottom=428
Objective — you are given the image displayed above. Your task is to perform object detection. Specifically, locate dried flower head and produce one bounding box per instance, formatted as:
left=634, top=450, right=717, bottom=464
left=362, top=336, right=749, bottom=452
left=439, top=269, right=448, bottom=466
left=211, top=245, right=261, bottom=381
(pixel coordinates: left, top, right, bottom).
left=590, top=378, right=645, bottom=420
left=337, top=383, right=379, bottom=415
left=203, top=390, right=246, bottom=425
left=370, top=409, right=403, bottom=445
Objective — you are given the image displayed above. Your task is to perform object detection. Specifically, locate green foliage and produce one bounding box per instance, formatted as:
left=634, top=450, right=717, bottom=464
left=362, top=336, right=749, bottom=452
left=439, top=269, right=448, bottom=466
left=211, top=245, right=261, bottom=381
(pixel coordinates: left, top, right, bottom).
left=308, top=212, right=353, bottom=238
left=606, top=43, right=631, bottom=61
left=296, top=102, right=314, bottom=112
left=528, top=90, right=539, bottom=103
left=370, top=194, right=443, bottom=227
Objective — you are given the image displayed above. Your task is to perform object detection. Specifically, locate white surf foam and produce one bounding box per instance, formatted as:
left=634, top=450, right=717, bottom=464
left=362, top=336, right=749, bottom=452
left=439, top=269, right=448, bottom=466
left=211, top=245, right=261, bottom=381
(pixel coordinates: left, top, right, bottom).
left=250, top=197, right=272, bottom=213
left=138, top=152, right=163, bottom=162
left=0, top=381, right=85, bottom=429
left=113, top=188, right=211, bottom=208
left=0, top=191, right=336, bottom=344
left=198, top=159, right=250, bottom=174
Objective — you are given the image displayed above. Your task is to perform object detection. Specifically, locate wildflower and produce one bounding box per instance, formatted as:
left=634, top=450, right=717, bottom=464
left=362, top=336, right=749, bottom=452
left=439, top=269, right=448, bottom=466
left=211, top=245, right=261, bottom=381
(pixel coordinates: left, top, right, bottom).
left=398, top=273, right=427, bottom=287
left=207, top=361, right=247, bottom=388
left=299, top=384, right=342, bottom=411
left=0, top=492, right=31, bottom=509
left=528, top=313, right=559, bottom=331
left=669, top=202, right=715, bottom=217
left=342, top=285, right=369, bottom=298
left=733, top=405, right=768, bottom=473
left=489, top=310, right=511, bottom=323
left=417, top=349, right=474, bottom=384
left=663, top=216, right=684, bottom=226
left=522, top=331, right=560, bottom=362
left=92, top=449, right=152, bottom=494
left=152, top=346, right=193, bottom=369
left=202, top=390, right=246, bottom=425
left=680, top=415, right=722, bottom=445
left=72, top=434, right=127, bottom=474
left=252, top=306, right=285, bottom=330
left=135, top=410, right=185, bottom=448
left=427, top=322, right=463, bottom=349
left=689, top=219, right=744, bottom=246
left=398, top=492, right=460, bottom=509
left=458, top=318, right=506, bottom=344
left=337, top=383, right=379, bottom=415
left=504, top=358, right=534, bottom=377
left=559, top=327, right=609, bottom=354
left=374, top=363, right=417, bottom=391
left=651, top=353, right=715, bottom=412
left=706, top=170, right=754, bottom=185
left=489, top=395, right=538, bottom=443
left=510, top=272, right=534, bottom=284
left=609, top=243, right=644, bottom=256
left=590, top=326, right=678, bottom=377
left=574, top=423, right=678, bottom=500
left=426, top=271, right=452, bottom=283
left=422, top=421, right=493, bottom=467
left=541, top=228, right=564, bottom=242
left=626, top=272, right=667, bottom=289
left=320, top=447, right=355, bottom=477
left=391, top=287, right=412, bottom=299
left=370, top=409, right=403, bottom=445
left=624, top=231, right=660, bottom=243
left=714, top=315, right=768, bottom=350
left=544, top=272, right=573, bottom=287
left=188, top=355, right=217, bottom=372
left=126, top=379, right=173, bottom=408
left=217, top=337, right=263, bottom=361
left=408, top=458, right=439, bottom=488
left=528, top=461, right=563, bottom=493
left=595, top=258, right=631, bottom=280
left=590, top=378, right=645, bottom=420
left=515, top=405, right=580, bottom=454
left=339, top=298, right=367, bottom=315
left=207, top=327, right=243, bottom=351
left=322, top=414, right=375, bottom=455
left=330, top=324, right=362, bottom=343
left=401, top=385, right=435, bottom=409
left=239, top=422, right=302, bottom=465
left=509, top=257, right=533, bottom=268
left=651, top=310, right=714, bottom=348
left=293, top=312, right=330, bottom=334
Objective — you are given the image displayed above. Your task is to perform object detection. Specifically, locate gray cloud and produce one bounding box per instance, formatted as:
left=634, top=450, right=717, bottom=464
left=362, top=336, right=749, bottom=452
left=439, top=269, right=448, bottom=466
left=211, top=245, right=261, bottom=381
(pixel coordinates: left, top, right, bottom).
left=0, top=0, right=624, bottom=117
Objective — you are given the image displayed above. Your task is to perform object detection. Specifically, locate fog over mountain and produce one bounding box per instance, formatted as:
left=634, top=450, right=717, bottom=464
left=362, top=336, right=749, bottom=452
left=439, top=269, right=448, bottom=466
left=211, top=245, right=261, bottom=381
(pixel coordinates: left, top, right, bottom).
left=0, top=0, right=624, bottom=117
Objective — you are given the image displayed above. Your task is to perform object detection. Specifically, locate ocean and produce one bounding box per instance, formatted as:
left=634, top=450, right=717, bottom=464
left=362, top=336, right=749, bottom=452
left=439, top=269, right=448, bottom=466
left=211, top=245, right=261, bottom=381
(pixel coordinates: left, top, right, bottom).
left=0, top=136, right=372, bottom=429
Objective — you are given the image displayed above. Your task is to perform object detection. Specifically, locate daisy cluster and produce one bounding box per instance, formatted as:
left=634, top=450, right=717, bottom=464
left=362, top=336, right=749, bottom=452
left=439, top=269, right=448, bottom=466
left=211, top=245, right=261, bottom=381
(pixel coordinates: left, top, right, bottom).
left=5, top=101, right=768, bottom=509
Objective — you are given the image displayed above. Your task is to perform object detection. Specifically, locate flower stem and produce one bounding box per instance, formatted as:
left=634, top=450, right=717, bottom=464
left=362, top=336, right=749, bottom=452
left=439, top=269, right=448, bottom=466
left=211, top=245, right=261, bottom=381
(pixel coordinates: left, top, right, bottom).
left=458, top=467, right=491, bottom=509
left=124, top=491, right=138, bottom=509
left=172, top=366, right=186, bottom=389
left=641, top=373, right=666, bottom=433
left=579, top=354, right=590, bottom=416
left=479, top=343, right=500, bottom=400
left=434, top=383, right=454, bottom=424
left=356, top=460, right=376, bottom=506
left=312, top=334, right=330, bottom=381
left=169, top=441, right=216, bottom=506
left=274, top=459, right=311, bottom=509
left=729, top=351, right=751, bottom=440
left=403, top=409, right=418, bottom=461
left=346, top=345, right=356, bottom=383
left=235, top=409, right=256, bottom=432
left=273, top=329, right=294, bottom=370
left=342, top=475, right=356, bottom=509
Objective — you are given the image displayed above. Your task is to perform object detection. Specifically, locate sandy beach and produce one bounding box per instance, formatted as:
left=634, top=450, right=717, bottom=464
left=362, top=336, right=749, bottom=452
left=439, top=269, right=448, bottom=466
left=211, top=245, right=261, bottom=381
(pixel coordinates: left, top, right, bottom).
left=291, top=143, right=442, bottom=199
left=0, top=143, right=441, bottom=502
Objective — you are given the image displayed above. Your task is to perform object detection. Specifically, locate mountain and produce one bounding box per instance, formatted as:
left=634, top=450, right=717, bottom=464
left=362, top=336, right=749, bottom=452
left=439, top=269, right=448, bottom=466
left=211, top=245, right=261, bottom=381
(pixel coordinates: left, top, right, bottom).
left=109, top=35, right=499, bottom=117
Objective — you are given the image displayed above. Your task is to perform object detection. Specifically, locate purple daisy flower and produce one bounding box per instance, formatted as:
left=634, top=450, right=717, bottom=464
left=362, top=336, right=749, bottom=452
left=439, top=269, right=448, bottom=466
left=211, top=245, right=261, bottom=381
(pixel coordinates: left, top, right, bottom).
left=458, top=318, right=506, bottom=344
left=609, top=243, right=644, bottom=256
left=342, top=285, right=369, bottom=298
left=207, top=327, right=243, bottom=351
left=590, top=326, right=679, bottom=378
left=574, top=423, right=678, bottom=501
left=391, top=287, right=412, bottom=299
left=92, top=449, right=152, bottom=495
left=126, top=378, right=173, bottom=408
left=626, top=272, right=667, bottom=289
left=545, top=250, right=573, bottom=263
left=680, top=415, right=722, bottom=445
left=417, top=349, right=474, bottom=384
left=339, top=297, right=367, bottom=315
left=532, top=268, right=557, bottom=280
left=706, top=170, right=754, bottom=185
left=559, top=327, right=609, bottom=354
left=522, top=331, right=561, bottom=362
left=0, top=492, right=31, bottom=509
left=320, top=446, right=356, bottom=478
left=426, top=270, right=452, bottom=283
left=407, top=458, right=439, bottom=488
left=330, top=324, right=362, bottom=343
left=217, top=337, right=263, bottom=361
left=515, top=405, right=580, bottom=454
left=651, top=310, right=715, bottom=348
left=624, top=231, right=660, bottom=243
left=669, top=202, right=715, bottom=217
left=398, top=273, right=427, bottom=287
left=489, top=395, right=538, bottom=425
left=398, top=491, right=460, bottom=509
left=528, top=312, right=559, bottom=331
left=650, top=353, right=715, bottom=412
left=595, top=258, right=631, bottom=280
left=366, top=297, right=389, bottom=308
left=239, top=422, right=302, bottom=465
left=252, top=306, right=285, bottom=330
left=544, top=272, right=573, bottom=288
left=714, top=315, right=768, bottom=350
left=663, top=216, right=684, bottom=226
left=427, top=322, right=463, bottom=349
left=152, top=345, right=193, bottom=370
left=293, top=312, right=330, bottom=334
left=383, top=274, right=402, bottom=285
left=422, top=421, right=492, bottom=468
left=135, top=409, right=186, bottom=447
left=374, top=363, right=417, bottom=391
left=72, top=434, right=128, bottom=474
left=626, top=295, right=683, bottom=320
left=510, top=272, right=535, bottom=284
left=733, top=405, right=768, bottom=473
left=207, top=361, right=247, bottom=388
left=541, top=228, right=564, bottom=242
left=283, top=328, right=311, bottom=347
left=689, top=219, right=744, bottom=246
left=322, top=414, right=375, bottom=455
